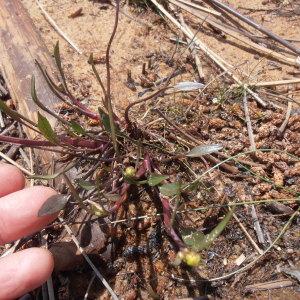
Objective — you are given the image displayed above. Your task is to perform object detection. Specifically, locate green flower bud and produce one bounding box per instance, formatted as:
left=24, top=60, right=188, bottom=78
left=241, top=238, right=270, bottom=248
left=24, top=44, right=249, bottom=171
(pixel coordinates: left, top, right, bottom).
left=182, top=250, right=201, bottom=267
left=124, top=166, right=136, bottom=178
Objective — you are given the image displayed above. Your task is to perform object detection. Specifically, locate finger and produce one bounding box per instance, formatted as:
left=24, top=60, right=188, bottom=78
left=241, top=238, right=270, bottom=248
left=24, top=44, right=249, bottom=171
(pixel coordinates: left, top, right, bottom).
left=0, top=186, right=58, bottom=244
left=0, top=163, right=25, bottom=197
left=0, top=248, right=54, bottom=299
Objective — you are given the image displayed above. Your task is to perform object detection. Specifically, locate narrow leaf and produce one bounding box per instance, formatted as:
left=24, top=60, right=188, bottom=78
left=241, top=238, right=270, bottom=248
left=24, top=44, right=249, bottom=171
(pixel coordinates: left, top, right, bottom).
left=38, top=194, right=69, bottom=216
left=0, top=100, right=36, bottom=126
left=159, top=182, right=181, bottom=197
left=173, top=81, right=204, bottom=92
left=148, top=174, right=168, bottom=186
left=103, top=193, right=120, bottom=202
left=76, top=179, right=95, bottom=190
left=37, top=112, right=59, bottom=144
left=98, top=108, right=111, bottom=133
left=186, top=144, right=223, bottom=157
left=54, top=41, right=68, bottom=92
left=182, top=208, right=235, bottom=251
left=182, top=228, right=205, bottom=251
left=69, top=121, right=86, bottom=135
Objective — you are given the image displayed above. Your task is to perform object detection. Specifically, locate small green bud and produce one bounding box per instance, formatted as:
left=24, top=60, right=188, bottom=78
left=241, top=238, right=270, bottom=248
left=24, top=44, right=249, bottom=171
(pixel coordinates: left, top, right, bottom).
left=87, top=201, right=108, bottom=217
left=124, top=166, right=136, bottom=178
left=183, top=250, right=201, bottom=267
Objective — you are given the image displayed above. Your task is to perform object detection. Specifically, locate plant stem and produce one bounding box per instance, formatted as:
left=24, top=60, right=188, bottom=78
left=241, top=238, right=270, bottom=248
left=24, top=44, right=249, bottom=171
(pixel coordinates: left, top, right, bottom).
left=105, top=0, right=120, bottom=155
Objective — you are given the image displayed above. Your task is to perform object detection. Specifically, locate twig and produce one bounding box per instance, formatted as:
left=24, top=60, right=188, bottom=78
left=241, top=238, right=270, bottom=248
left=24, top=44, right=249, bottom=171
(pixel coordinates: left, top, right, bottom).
left=36, top=0, right=82, bottom=54
left=175, top=0, right=221, bottom=16
left=179, top=15, right=204, bottom=80
left=250, top=204, right=266, bottom=245
left=242, top=91, right=256, bottom=151
left=0, top=111, right=5, bottom=128
left=0, top=150, right=34, bottom=176
left=247, top=78, right=300, bottom=87
left=59, top=217, right=119, bottom=300
left=84, top=273, right=96, bottom=300
left=278, top=101, right=293, bottom=135
left=150, top=0, right=267, bottom=107
left=171, top=0, right=300, bottom=67
left=232, top=210, right=263, bottom=255
left=206, top=0, right=300, bottom=56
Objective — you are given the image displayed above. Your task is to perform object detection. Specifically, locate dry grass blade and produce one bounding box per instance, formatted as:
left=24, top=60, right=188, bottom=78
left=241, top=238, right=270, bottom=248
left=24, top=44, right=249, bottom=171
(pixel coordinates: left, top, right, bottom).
left=0, top=150, right=34, bottom=176
left=170, top=0, right=300, bottom=66
left=151, top=0, right=267, bottom=106
left=175, top=0, right=221, bottom=16
left=242, top=91, right=256, bottom=151
left=206, top=0, right=300, bottom=56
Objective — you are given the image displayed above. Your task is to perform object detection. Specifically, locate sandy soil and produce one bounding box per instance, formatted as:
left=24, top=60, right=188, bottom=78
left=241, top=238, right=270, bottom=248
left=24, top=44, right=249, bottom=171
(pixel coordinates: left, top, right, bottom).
left=14, top=0, right=300, bottom=299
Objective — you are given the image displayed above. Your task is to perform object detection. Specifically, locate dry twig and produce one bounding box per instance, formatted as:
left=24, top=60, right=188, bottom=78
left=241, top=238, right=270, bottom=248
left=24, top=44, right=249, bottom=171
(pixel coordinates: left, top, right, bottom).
left=150, top=0, right=267, bottom=107
left=242, top=91, right=256, bottom=151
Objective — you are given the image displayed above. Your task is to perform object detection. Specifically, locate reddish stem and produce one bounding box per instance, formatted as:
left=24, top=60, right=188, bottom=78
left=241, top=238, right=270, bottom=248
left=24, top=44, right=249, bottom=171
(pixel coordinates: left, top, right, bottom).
left=0, top=134, right=109, bottom=150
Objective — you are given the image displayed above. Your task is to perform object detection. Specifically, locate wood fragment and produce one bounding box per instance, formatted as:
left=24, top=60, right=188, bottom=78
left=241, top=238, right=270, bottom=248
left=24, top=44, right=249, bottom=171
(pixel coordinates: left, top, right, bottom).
left=245, top=279, right=294, bottom=292
left=59, top=217, right=120, bottom=300
left=0, top=0, right=61, bottom=164
left=68, top=7, right=83, bottom=19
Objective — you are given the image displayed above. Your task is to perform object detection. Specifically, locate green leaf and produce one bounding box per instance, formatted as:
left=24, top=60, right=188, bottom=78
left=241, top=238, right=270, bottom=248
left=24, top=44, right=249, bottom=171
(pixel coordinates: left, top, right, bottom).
left=69, top=121, right=86, bottom=135
left=37, top=112, right=59, bottom=144
left=76, top=179, right=95, bottom=190
left=182, top=207, right=235, bottom=251
left=0, top=100, right=36, bottom=126
left=147, top=174, right=168, bottom=186
left=103, top=193, right=120, bottom=202
left=53, top=41, right=68, bottom=92
left=182, top=228, right=205, bottom=251
left=29, top=173, right=58, bottom=180
left=186, top=144, right=223, bottom=158
left=38, top=194, right=69, bottom=217
left=98, top=108, right=111, bottom=133
left=159, top=182, right=181, bottom=197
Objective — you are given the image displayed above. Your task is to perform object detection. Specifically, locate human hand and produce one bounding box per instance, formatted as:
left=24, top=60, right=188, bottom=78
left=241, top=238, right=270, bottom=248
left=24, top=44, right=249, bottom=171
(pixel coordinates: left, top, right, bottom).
left=0, top=163, right=58, bottom=299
